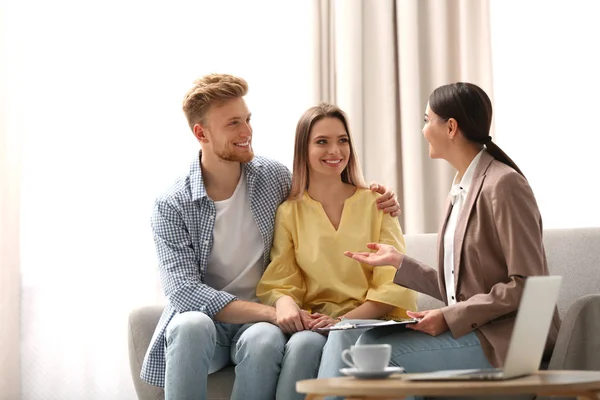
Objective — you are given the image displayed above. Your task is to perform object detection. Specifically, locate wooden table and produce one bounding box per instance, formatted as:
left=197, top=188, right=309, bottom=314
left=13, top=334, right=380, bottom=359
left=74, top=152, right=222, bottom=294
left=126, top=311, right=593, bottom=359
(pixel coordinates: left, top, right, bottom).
left=296, top=370, right=600, bottom=400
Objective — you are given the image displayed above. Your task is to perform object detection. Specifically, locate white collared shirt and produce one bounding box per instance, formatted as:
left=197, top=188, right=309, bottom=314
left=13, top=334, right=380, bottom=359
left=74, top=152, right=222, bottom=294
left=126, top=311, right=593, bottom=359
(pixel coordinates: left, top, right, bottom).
left=443, top=149, right=485, bottom=305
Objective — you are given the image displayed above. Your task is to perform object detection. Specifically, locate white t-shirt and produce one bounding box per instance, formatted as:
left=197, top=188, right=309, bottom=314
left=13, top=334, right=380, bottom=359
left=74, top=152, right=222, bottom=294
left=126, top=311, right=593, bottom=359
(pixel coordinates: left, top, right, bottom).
left=443, top=149, right=485, bottom=305
left=204, top=170, right=264, bottom=302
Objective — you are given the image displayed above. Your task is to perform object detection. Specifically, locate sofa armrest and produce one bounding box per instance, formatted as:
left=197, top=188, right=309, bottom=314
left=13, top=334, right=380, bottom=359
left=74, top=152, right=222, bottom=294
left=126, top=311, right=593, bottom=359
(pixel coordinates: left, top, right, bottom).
left=127, top=306, right=236, bottom=400
left=128, top=306, right=165, bottom=400
left=548, top=294, right=600, bottom=370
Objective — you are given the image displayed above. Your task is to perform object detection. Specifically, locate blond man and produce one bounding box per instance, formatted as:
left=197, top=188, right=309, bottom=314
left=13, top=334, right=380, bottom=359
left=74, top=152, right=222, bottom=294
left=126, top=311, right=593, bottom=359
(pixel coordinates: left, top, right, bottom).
left=141, top=74, right=399, bottom=400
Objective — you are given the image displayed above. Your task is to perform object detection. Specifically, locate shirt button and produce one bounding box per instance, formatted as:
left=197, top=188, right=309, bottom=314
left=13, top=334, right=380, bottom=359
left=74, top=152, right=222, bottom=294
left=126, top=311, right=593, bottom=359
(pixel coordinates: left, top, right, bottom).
left=471, top=323, right=477, bottom=329
left=203, top=240, right=209, bottom=245
left=209, top=215, right=214, bottom=220
left=451, top=296, right=455, bottom=300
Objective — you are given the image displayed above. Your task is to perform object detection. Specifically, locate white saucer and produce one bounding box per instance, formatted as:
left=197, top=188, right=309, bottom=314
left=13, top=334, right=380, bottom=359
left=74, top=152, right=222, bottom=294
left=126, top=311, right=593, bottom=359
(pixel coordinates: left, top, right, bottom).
left=340, top=366, right=405, bottom=379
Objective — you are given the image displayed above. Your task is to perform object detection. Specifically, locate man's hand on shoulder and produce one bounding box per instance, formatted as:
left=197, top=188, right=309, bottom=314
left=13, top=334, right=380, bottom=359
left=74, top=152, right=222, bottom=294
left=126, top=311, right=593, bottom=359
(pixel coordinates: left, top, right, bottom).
left=370, top=183, right=401, bottom=217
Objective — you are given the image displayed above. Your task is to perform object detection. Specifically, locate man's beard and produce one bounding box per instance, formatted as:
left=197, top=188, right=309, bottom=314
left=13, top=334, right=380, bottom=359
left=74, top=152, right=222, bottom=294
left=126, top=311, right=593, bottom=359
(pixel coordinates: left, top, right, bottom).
left=214, top=144, right=254, bottom=164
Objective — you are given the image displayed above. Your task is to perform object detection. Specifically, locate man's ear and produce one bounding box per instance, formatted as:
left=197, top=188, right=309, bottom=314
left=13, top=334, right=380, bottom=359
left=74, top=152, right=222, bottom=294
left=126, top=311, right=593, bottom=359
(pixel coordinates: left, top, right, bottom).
left=447, top=118, right=458, bottom=140
left=193, top=123, right=209, bottom=143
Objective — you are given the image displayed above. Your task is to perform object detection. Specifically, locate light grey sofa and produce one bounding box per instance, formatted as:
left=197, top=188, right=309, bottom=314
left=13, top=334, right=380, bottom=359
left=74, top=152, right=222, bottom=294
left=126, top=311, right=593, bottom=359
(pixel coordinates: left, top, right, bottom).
left=128, top=227, right=600, bottom=400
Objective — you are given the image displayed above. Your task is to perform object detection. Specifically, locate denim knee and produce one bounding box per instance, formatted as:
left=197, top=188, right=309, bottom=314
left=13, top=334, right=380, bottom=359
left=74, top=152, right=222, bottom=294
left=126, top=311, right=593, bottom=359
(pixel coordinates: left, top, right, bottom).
left=326, top=330, right=351, bottom=346
left=165, top=311, right=216, bottom=347
left=235, top=322, right=286, bottom=361
left=286, top=331, right=327, bottom=356
left=324, top=327, right=360, bottom=352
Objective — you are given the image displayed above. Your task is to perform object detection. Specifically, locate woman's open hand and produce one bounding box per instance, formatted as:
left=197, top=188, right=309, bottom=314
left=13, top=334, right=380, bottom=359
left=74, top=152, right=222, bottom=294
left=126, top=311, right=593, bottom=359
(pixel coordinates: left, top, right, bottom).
left=344, top=243, right=403, bottom=269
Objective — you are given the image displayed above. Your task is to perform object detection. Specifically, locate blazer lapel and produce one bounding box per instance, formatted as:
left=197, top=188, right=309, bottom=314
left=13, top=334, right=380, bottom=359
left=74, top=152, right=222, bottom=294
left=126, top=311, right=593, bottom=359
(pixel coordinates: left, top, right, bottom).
left=437, top=198, right=453, bottom=304
left=453, top=152, right=494, bottom=290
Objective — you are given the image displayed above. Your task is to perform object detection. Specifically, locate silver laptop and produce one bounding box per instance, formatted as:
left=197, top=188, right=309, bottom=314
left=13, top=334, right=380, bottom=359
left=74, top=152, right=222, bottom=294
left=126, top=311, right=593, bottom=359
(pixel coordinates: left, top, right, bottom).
left=405, top=275, right=562, bottom=381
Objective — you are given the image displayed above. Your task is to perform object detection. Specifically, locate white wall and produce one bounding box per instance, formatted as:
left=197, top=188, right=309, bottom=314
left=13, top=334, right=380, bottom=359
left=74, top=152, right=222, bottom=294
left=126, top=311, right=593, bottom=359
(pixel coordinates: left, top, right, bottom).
left=6, top=1, right=315, bottom=399
left=490, top=0, right=600, bottom=229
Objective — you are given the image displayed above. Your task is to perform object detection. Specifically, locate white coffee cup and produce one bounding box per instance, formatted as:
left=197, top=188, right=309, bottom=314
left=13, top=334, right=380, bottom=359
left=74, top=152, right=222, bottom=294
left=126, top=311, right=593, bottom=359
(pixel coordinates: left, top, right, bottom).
left=341, top=344, right=391, bottom=371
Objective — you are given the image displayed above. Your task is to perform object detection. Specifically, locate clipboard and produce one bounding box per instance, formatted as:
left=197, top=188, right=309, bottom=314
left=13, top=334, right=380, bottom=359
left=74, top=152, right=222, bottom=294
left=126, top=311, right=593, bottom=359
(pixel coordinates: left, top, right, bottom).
left=315, top=318, right=420, bottom=332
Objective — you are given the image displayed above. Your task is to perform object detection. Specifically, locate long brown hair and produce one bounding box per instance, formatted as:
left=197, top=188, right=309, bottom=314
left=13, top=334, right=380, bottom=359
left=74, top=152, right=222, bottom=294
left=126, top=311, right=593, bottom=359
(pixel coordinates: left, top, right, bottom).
left=289, top=103, right=366, bottom=200
left=429, top=82, right=525, bottom=178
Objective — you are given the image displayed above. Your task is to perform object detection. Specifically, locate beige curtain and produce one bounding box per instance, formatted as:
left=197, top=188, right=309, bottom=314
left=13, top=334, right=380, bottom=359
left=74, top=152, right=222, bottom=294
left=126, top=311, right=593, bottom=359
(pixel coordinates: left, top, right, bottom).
left=0, top=5, right=22, bottom=397
left=312, top=0, right=493, bottom=233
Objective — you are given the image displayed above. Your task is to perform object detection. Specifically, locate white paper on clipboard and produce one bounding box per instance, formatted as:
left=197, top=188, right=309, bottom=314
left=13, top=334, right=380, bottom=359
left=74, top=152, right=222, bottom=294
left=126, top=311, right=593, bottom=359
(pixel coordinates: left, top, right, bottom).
left=315, top=318, right=420, bottom=332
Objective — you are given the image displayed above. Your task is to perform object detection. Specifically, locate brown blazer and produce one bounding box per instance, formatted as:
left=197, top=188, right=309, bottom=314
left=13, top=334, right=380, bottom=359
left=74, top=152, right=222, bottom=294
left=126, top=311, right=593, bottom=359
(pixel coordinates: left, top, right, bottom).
left=394, top=151, right=560, bottom=367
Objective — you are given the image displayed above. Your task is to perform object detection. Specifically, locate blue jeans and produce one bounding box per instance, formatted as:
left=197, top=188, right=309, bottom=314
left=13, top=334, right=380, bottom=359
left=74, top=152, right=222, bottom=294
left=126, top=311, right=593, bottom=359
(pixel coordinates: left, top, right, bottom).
left=318, top=320, right=381, bottom=379
left=164, top=311, right=326, bottom=400
left=318, top=319, right=528, bottom=400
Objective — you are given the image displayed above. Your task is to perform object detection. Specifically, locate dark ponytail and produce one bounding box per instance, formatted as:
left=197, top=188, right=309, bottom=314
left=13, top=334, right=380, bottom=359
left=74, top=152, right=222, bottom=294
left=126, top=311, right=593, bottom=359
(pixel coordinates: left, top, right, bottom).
left=484, top=140, right=525, bottom=178
left=429, top=82, right=526, bottom=179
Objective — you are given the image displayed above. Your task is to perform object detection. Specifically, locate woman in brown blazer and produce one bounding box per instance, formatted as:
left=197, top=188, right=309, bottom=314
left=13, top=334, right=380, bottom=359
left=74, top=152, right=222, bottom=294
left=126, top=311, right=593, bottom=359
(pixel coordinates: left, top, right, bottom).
left=321, top=82, right=560, bottom=383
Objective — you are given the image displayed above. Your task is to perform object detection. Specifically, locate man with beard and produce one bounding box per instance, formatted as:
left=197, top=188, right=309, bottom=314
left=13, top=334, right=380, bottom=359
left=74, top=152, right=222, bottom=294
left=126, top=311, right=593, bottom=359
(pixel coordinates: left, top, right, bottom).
left=141, top=74, right=400, bottom=400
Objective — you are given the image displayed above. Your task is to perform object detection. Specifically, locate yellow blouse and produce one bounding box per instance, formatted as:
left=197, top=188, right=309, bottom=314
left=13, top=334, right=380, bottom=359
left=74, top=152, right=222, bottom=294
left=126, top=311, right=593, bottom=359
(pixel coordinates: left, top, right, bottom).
left=256, top=188, right=417, bottom=319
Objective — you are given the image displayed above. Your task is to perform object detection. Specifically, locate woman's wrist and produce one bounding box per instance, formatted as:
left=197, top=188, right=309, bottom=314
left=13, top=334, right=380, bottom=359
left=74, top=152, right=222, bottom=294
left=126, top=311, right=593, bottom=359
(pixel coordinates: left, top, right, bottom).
left=393, top=252, right=404, bottom=269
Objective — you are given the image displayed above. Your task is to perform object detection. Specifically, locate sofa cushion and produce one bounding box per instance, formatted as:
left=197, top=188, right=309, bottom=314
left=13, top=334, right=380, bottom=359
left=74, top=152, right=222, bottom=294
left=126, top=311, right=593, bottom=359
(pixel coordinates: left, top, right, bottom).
left=549, top=294, right=600, bottom=370
left=542, top=228, right=600, bottom=317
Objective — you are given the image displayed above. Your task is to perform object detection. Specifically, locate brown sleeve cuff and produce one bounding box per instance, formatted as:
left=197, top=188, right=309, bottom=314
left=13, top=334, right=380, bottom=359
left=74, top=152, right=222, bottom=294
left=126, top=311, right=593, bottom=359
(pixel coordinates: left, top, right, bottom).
left=393, top=255, right=444, bottom=302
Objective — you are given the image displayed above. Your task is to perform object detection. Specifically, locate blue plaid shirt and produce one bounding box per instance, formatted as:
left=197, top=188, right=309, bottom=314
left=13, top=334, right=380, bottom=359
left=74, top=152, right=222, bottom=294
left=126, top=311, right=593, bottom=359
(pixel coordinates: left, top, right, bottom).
left=141, top=151, right=291, bottom=387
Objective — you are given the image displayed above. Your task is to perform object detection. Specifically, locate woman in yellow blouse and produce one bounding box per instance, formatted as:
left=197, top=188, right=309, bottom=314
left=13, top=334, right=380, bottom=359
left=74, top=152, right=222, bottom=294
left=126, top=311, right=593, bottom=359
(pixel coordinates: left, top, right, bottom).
left=256, top=103, right=417, bottom=400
